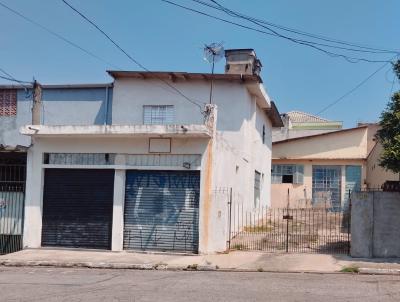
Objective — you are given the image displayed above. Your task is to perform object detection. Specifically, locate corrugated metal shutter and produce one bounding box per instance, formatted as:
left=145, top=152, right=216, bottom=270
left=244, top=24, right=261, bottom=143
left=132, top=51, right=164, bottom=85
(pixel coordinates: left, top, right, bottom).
left=123, top=170, right=200, bottom=253
left=42, top=169, right=114, bottom=249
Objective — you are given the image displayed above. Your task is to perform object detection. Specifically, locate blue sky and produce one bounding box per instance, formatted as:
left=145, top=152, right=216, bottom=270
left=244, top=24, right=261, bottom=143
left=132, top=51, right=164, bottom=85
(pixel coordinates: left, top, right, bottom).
left=0, top=0, right=399, bottom=127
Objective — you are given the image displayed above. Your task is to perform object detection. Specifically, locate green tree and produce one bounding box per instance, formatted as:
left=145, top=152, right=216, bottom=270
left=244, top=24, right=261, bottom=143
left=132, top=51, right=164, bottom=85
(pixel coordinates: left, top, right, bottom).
left=376, top=60, right=400, bottom=173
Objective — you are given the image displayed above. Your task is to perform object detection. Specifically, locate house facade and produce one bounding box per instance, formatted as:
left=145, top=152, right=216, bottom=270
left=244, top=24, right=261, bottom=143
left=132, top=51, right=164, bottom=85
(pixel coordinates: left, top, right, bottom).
left=11, top=49, right=282, bottom=254
left=271, top=119, right=380, bottom=209
left=0, top=84, right=112, bottom=253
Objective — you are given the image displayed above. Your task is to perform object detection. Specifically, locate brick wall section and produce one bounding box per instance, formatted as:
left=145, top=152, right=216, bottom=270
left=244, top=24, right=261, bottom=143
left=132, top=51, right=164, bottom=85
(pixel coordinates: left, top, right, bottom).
left=0, top=89, right=17, bottom=116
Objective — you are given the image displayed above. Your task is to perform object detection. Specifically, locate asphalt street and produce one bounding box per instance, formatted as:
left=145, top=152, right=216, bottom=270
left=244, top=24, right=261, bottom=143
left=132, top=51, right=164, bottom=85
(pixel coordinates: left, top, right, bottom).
left=0, top=267, right=399, bottom=302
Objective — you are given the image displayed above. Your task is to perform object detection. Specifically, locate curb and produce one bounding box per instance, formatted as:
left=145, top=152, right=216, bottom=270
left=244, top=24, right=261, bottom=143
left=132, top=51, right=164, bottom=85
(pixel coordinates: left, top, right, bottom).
left=0, top=260, right=217, bottom=272
left=1, top=260, right=400, bottom=275
left=358, top=268, right=400, bottom=275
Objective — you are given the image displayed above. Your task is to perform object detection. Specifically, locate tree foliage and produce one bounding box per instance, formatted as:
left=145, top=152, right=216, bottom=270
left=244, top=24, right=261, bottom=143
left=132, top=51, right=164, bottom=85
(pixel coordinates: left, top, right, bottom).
left=376, top=60, right=400, bottom=173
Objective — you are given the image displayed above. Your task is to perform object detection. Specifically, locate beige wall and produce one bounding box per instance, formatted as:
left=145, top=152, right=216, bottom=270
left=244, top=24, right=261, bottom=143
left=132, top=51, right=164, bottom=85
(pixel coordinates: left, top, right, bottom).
left=271, top=159, right=366, bottom=208
left=272, top=127, right=368, bottom=160
left=366, top=142, right=399, bottom=189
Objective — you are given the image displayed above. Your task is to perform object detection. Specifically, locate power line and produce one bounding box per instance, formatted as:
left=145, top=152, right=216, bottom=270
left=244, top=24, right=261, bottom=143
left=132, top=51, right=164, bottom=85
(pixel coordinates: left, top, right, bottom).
left=0, top=1, right=202, bottom=105
left=61, top=0, right=204, bottom=111
left=316, top=61, right=391, bottom=115
left=204, top=0, right=398, bottom=56
left=0, top=67, right=32, bottom=89
left=0, top=1, right=120, bottom=70
left=161, top=0, right=393, bottom=63
left=201, top=0, right=399, bottom=54
left=0, top=74, right=31, bottom=84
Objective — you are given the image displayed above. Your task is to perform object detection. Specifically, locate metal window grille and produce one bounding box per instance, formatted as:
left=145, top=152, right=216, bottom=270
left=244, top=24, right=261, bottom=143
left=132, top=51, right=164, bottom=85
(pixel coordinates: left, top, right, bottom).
left=143, top=105, right=174, bottom=125
left=0, top=89, right=17, bottom=116
left=312, top=166, right=342, bottom=208
left=272, top=164, right=304, bottom=184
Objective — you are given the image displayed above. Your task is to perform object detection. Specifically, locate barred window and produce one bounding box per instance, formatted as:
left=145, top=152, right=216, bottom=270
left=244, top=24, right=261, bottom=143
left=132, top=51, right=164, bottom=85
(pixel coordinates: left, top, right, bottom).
left=143, top=105, right=174, bottom=125
left=0, top=89, right=17, bottom=116
left=272, top=164, right=304, bottom=184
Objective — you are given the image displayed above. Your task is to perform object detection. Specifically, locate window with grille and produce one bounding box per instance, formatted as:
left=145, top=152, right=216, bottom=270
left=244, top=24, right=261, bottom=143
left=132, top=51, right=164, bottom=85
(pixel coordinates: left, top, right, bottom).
left=254, top=170, right=261, bottom=207
left=143, top=105, right=174, bottom=125
left=272, top=164, right=304, bottom=184
left=0, top=89, right=17, bottom=116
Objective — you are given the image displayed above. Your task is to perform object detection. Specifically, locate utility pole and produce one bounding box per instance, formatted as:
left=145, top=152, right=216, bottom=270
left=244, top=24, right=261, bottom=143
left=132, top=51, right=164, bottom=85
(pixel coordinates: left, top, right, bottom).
left=32, top=80, right=42, bottom=125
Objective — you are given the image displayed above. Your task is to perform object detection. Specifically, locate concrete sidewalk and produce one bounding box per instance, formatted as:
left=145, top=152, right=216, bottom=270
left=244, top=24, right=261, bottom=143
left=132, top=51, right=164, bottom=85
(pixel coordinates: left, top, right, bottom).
left=1, top=249, right=400, bottom=274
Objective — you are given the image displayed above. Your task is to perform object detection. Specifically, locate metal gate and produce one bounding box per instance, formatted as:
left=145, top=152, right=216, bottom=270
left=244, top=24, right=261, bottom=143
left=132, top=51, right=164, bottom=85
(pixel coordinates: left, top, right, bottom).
left=0, top=153, right=26, bottom=255
left=228, top=197, right=351, bottom=254
left=42, top=169, right=114, bottom=249
left=123, top=170, right=200, bottom=253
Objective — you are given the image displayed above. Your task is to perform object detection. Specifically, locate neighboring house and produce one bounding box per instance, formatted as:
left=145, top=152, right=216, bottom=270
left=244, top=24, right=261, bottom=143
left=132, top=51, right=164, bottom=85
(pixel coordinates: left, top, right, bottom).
left=366, top=136, right=399, bottom=189
left=0, top=84, right=112, bottom=253
left=17, top=49, right=282, bottom=254
left=271, top=123, right=379, bottom=209
left=272, top=111, right=342, bottom=142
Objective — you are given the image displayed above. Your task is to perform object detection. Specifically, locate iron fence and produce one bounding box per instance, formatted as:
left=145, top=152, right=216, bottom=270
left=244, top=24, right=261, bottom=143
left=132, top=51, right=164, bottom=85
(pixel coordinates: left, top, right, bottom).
left=228, top=203, right=351, bottom=254
left=0, top=154, right=26, bottom=255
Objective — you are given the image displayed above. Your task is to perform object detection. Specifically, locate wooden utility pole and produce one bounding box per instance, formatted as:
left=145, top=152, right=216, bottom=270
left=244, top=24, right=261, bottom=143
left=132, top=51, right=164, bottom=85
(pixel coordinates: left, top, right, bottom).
left=32, top=80, right=42, bottom=125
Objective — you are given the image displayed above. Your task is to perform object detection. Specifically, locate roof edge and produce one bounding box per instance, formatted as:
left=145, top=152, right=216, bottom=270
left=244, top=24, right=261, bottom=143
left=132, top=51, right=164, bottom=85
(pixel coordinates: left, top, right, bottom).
left=272, top=125, right=368, bottom=145
left=0, top=83, right=113, bottom=89
left=266, top=101, right=284, bottom=127
left=107, top=70, right=261, bottom=83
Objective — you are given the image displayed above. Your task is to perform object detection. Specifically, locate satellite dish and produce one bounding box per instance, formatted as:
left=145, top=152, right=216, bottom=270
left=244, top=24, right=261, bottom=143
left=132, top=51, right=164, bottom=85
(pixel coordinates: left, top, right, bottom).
left=203, top=42, right=224, bottom=104
left=203, top=42, right=225, bottom=64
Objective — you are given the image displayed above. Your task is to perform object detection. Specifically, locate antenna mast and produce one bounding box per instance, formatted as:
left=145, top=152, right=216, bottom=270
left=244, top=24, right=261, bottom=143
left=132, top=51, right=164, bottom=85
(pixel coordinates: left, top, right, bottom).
left=204, top=43, right=224, bottom=104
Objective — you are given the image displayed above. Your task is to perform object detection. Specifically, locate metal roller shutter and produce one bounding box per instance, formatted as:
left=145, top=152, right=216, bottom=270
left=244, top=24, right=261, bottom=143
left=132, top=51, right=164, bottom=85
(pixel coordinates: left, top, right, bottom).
left=124, top=170, right=200, bottom=253
left=42, top=169, right=114, bottom=249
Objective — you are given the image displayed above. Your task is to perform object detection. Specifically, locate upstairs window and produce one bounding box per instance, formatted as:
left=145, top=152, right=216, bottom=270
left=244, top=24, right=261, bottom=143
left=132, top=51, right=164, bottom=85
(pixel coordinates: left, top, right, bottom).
left=0, top=89, right=17, bottom=116
left=272, top=164, right=304, bottom=184
left=143, top=105, right=174, bottom=125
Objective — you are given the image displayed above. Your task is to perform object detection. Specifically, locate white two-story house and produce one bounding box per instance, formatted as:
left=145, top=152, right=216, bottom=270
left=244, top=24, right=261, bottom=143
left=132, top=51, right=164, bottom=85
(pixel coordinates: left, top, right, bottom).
left=20, top=49, right=282, bottom=254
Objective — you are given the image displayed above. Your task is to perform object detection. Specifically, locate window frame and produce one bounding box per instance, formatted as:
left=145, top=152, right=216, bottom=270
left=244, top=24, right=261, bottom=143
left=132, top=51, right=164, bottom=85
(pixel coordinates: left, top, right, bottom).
left=254, top=170, right=261, bottom=207
left=272, top=164, right=304, bottom=184
left=143, top=105, right=174, bottom=125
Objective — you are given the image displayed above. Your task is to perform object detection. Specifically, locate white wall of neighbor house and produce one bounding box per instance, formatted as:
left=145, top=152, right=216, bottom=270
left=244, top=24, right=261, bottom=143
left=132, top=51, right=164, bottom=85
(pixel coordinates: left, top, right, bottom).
left=271, top=159, right=366, bottom=208
left=22, top=136, right=209, bottom=250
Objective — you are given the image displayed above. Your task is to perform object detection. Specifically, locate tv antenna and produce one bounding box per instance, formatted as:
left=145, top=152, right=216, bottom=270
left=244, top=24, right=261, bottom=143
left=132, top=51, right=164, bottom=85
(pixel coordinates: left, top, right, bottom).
left=203, top=42, right=224, bottom=104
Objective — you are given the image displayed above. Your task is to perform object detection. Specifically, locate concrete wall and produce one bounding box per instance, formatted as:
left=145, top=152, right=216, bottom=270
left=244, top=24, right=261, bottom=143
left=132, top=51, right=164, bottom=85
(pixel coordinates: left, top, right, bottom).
left=271, top=159, right=366, bottom=208
left=0, top=86, right=112, bottom=148
left=42, top=87, right=112, bottom=126
left=351, top=191, right=400, bottom=258
left=366, top=142, right=399, bottom=189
